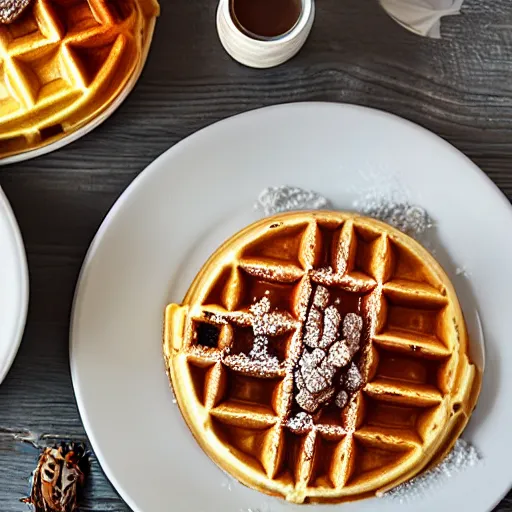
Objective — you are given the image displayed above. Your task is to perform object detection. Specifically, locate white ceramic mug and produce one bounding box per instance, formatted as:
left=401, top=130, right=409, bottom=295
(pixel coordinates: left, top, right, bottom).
left=216, top=0, right=315, bottom=69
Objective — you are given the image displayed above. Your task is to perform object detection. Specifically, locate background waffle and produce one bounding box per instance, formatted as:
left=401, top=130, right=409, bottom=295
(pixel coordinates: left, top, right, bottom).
left=0, top=0, right=159, bottom=160
left=164, top=211, right=481, bottom=504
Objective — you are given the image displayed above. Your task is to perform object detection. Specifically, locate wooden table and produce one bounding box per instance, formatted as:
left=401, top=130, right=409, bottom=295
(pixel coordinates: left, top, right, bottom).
left=1, top=0, right=511, bottom=510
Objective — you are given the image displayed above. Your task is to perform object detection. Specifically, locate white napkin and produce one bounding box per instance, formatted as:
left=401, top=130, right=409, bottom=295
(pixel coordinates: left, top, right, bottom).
left=378, top=0, right=465, bottom=38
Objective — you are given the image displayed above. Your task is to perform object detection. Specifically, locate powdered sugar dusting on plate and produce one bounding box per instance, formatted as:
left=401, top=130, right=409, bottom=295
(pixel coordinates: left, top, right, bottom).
left=239, top=504, right=272, bottom=512
left=381, top=439, right=481, bottom=502
left=456, top=265, right=472, bottom=278
left=221, top=476, right=234, bottom=491
left=255, top=186, right=331, bottom=216
left=353, top=189, right=433, bottom=241
left=255, top=185, right=433, bottom=243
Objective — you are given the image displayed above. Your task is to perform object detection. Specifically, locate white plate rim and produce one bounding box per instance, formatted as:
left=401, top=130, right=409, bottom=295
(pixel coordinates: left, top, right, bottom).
left=0, top=186, right=29, bottom=385
left=70, top=102, right=512, bottom=512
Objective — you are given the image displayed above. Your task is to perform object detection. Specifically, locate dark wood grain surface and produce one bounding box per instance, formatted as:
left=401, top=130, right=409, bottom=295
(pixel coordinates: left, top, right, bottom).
left=1, top=0, right=511, bottom=510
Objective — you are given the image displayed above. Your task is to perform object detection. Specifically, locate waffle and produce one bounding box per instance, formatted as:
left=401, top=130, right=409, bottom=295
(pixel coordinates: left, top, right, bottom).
left=0, top=0, right=159, bottom=160
left=163, top=211, right=481, bottom=504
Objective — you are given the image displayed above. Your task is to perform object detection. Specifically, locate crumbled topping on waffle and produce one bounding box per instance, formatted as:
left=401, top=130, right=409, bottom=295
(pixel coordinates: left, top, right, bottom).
left=335, top=389, right=349, bottom=409
left=304, top=306, right=323, bottom=348
left=220, top=284, right=366, bottom=409
left=296, top=385, right=336, bottom=413
left=343, top=313, right=363, bottom=346
left=320, top=306, right=341, bottom=348
left=287, top=412, right=314, bottom=434
left=287, top=416, right=347, bottom=439
left=345, top=363, right=363, bottom=392
left=313, top=285, right=330, bottom=310
left=294, top=285, right=364, bottom=414
left=327, top=340, right=351, bottom=368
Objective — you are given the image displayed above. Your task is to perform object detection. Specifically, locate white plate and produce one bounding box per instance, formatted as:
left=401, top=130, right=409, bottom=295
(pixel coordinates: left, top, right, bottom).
left=70, top=103, right=511, bottom=512
left=0, top=187, right=29, bottom=385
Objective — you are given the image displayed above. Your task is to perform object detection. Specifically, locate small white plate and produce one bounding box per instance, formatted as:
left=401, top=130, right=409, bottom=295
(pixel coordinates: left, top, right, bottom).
left=0, top=187, right=29, bottom=385
left=70, top=103, right=511, bottom=512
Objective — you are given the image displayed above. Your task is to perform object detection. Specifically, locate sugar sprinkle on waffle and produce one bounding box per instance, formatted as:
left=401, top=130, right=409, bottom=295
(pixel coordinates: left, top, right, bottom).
left=0, top=0, right=31, bottom=24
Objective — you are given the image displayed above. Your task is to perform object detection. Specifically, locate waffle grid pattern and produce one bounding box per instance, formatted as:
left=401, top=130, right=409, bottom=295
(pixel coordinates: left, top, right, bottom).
left=0, top=0, right=158, bottom=157
left=167, top=214, right=476, bottom=503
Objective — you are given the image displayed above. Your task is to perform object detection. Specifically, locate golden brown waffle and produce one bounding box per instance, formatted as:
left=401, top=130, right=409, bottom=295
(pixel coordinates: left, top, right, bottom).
left=0, top=0, right=159, bottom=160
left=164, top=211, right=481, bottom=504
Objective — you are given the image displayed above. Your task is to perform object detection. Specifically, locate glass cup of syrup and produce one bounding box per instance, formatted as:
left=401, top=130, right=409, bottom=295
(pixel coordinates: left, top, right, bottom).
left=217, top=0, right=315, bottom=68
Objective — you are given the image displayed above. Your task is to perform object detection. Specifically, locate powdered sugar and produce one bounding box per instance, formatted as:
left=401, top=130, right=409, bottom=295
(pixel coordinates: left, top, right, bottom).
left=239, top=504, right=272, bottom=512
left=257, top=185, right=433, bottom=242
left=310, top=266, right=337, bottom=285
left=345, top=363, right=363, bottom=392
left=0, top=0, right=31, bottom=24
left=249, top=336, right=271, bottom=360
left=223, top=297, right=283, bottom=377
left=354, top=190, right=433, bottom=241
left=223, top=352, right=281, bottom=377
left=303, top=431, right=316, bottom=460
left=381, top=439, right=480, bottom=502
left=221, top=476, right=235, bottom=491
left=335, top=389, right=349, bottom=408
left=287, top=412, right=314, bottom=434
left=231, top=297, right=297, bottom=336
left=286, top=412, right=347, bottom=438
left=343, top=313, right=363, bottom=346
left=255, top=186, right=331, bottom=216
left=250, top=296, right=271, bottom=317
left=320, top=306, right=341, bottom=347
left=313, top=285, right=329, bottom=310
left=456, top=265, right=472, bottom=278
